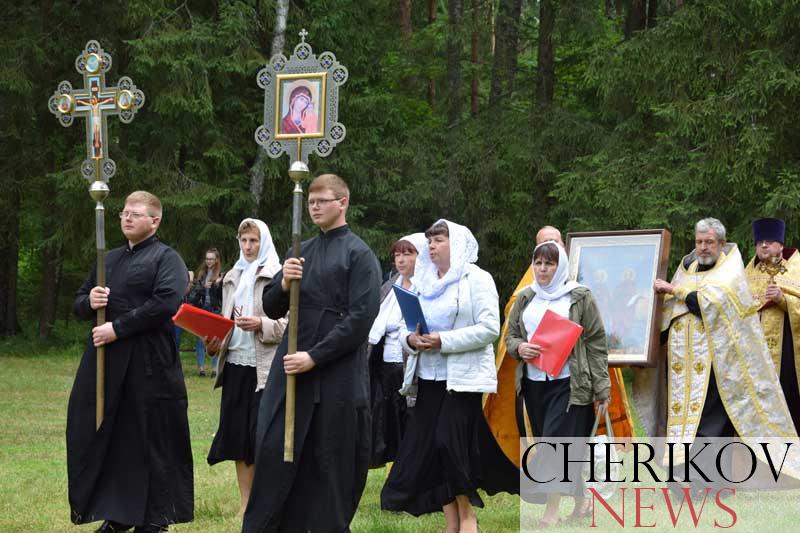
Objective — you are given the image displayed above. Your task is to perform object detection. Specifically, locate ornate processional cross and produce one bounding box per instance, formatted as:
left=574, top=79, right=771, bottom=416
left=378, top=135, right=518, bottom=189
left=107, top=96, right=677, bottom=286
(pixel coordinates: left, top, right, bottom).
left=48, top=40, right=145, bottom=183
left=47, top=40, right=145, bottom=431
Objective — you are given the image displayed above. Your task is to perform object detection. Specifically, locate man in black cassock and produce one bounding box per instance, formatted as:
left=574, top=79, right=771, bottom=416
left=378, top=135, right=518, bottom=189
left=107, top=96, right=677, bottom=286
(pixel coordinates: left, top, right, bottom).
left=67, top=191, right=193, bottom=532
left=242, top=174, right=381, bottom=532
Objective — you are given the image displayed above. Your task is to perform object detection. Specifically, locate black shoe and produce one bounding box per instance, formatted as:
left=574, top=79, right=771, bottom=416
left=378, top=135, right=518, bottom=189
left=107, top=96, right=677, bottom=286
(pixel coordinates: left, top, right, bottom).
left=95, top=521, right=133, bottom=532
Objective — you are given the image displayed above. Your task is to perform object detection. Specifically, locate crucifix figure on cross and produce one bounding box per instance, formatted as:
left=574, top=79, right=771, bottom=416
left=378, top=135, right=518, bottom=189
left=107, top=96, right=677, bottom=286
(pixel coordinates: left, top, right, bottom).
left=47, top=40, right=146, bottom=431
left=49, top=39, right=144, bottom=182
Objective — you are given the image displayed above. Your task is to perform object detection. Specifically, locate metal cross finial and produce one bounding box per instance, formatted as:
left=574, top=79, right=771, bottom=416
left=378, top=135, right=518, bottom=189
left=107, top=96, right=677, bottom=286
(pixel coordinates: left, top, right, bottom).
left=299, top=28, right=309, bottom=43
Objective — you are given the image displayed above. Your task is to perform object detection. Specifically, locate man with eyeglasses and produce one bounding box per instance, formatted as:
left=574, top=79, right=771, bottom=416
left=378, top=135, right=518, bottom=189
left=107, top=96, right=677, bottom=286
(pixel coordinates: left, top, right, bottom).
left=243, top=174, right=381, bottom=533
left=644, top=217, right=800, bottom=486
left=67, top=191, right=193, bottom=532
left=744, top=218, right=800, bottom=433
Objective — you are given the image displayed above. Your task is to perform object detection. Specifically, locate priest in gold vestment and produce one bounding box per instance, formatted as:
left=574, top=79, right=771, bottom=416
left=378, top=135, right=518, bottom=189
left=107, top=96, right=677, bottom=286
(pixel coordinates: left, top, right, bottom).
left=744, top=217, right=800, bottom=433
left=646, top=218, right=799, bottom=470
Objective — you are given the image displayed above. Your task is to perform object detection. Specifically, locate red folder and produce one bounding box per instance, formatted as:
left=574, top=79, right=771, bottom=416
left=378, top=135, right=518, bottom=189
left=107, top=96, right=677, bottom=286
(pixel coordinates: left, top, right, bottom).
left=172, top=303, right=234, bottom=341
left=528, top=309, right=583, bottom=378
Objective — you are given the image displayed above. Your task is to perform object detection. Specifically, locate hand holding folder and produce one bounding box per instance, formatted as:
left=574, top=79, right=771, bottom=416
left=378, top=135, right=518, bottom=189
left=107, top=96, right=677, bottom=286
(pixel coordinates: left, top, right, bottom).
left=172, top=303, right=234, bottom=342
left=392, top=285, right=430, bottom=335
left=527, top=309, right=583, bottom=378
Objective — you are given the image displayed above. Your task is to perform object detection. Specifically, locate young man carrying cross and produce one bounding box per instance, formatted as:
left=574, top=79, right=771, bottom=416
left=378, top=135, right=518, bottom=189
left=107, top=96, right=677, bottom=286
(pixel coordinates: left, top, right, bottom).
left=67, top=191, right=193, bottom=533
left=243, top=174, right=382, bottom=532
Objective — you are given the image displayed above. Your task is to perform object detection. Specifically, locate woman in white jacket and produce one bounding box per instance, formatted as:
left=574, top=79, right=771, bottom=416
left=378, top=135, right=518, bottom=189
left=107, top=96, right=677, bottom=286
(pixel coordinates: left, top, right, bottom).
left=380, top=219, right=499, bottom=533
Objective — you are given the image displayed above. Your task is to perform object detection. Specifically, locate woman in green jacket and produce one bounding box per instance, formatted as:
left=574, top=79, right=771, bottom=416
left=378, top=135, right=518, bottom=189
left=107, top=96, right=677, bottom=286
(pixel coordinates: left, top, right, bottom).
left=506, top=240, right=610, bottom=528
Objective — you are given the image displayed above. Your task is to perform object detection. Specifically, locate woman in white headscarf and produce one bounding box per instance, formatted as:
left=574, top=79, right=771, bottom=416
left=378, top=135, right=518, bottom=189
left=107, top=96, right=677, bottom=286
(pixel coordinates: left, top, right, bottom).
left=505, top=240, right=610, bottom=527
left=380, top=220, right=500, bottom=533
left=367, top=233, right=427, bottom=467
left=206, top=219, right=288, bottom=516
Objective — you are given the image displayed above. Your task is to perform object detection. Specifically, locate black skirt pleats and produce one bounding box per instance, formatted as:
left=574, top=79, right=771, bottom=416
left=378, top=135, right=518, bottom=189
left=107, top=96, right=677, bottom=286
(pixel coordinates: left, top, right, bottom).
left=207, top=363, right=261, bottom=466
left=521, top=377, right=594, bottom=501
left=381, top=379, right=485, bottom=516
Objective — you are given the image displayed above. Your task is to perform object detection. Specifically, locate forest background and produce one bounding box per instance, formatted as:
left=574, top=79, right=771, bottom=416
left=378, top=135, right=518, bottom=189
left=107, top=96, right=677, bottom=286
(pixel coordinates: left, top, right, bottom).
left=3, top=0, right=800, bottom=341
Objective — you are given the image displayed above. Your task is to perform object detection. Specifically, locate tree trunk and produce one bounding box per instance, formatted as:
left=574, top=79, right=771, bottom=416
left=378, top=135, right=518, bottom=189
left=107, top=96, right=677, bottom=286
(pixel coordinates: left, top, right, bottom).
left=445, top=0, right=465, bottom=210
left=38, top=241, right=60, bottom=339
left=427, top=0, right=438, bottom=105
left=399, top=0, right=413, bottom=38
left=624, top=0, right=648, bottom=38
left=470, top=0, right=479, bottom=116
left=488, top=0, right=523, bottom=109
left=648, top=0, right=658, bottom=28
left=271, top=0, right=290, bottom=55
left=249, top=0, right=290, bottom=215
left=446, top=0, right=464, bottom=131
left=0, top=186, right=21, bottom=336
left=535, top=0, right=556, bottom=109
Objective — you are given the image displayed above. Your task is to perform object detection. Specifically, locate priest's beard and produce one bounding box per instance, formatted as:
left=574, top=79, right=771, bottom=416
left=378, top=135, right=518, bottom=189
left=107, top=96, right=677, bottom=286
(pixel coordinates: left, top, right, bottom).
left=697, top=255, right=718, bottom=266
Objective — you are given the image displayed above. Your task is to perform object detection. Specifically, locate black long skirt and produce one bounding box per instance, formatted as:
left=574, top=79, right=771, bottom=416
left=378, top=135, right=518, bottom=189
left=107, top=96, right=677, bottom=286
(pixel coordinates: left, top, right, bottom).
left=207, top=363, right=261, bottom=466
left=381, top=379, right=485, bottom=516
left=370, top=361, right=408, bottom=467
left=521, top=377, right=594, bottom=501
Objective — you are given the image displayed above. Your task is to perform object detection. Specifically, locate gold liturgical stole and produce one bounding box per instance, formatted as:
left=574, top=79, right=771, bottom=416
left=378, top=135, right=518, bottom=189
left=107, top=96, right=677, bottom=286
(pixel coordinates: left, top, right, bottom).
left=660, top=244, right=800, bottom=472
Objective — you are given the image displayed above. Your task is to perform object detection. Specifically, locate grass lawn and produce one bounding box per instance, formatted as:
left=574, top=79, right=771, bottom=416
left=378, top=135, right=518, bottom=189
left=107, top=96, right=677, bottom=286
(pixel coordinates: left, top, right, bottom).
left=3, top=334, right=800, bottom=532
left=0, top=334, right=519, bottom=532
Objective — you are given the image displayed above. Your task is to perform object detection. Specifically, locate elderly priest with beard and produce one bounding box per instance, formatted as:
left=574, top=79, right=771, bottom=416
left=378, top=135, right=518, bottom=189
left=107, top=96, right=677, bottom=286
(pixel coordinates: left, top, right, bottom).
left=745, top=217, right=800, bottom=433
left=642, top=217, right=800, bottom=475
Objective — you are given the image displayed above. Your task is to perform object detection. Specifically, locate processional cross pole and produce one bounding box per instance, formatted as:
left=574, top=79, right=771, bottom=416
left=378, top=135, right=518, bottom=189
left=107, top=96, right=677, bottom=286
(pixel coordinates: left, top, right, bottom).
left=255, top=29, right=349, bottom=462
left=48, top=40, right=145, bottom=430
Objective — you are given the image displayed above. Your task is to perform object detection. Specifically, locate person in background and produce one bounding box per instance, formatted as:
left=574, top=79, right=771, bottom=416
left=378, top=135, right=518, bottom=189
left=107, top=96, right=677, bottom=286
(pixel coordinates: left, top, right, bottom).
left=189, top=248, right=223, bottom=376
left=367, top=232, right=427, bottom=467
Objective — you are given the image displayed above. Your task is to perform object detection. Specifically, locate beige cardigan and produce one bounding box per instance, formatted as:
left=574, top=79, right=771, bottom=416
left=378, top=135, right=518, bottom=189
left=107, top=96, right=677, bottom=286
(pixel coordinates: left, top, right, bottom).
left=213, top=267, right=287, bottom=391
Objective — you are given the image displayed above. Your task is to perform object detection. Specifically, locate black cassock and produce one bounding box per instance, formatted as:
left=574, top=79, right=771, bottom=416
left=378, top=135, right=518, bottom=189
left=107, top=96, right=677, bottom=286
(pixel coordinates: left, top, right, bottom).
left=67, top=235, right=194, bottom=527
left=243, top=225, right=381, bottom=533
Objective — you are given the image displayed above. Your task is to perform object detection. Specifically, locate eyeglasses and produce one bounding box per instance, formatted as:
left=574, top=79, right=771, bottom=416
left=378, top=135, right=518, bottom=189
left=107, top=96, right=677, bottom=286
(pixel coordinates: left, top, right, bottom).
left=118, top=211, right=152, bottom=220
left=307, top=197, right=342, bottom=208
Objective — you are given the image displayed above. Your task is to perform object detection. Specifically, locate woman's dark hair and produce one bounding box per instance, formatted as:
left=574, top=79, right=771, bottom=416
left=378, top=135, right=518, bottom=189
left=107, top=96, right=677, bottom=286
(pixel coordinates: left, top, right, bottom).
left=533, top=242, right=559, bottom=263
left=424, top=221, right=449, bottom=239
left=391, top=239, right=419, bottom=256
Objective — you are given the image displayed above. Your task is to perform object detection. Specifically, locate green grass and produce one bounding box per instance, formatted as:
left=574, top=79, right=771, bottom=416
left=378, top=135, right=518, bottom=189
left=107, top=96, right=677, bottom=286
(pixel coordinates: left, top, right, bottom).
left=0, top=337, right=519, bottom=532
left=3, top=337, right=800, bottom=532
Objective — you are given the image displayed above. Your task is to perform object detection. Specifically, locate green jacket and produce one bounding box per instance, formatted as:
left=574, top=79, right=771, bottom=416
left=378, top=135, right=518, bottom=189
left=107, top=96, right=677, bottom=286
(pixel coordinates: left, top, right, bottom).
left=505, top=286, right=610, bottom=407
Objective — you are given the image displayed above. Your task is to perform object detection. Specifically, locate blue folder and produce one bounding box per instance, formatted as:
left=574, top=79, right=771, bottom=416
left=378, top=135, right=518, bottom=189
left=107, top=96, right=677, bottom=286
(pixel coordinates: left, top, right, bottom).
left=392, top=285, right=430, bottom=335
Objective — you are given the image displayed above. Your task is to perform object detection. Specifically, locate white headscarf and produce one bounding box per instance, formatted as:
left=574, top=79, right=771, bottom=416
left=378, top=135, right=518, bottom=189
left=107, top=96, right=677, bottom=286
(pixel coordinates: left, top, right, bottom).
left=395, top=232, right=428, bottom=286
left=231, top=218, right=282, bottom=317
left=522, top=240, right=585, bottom=340
left=530, top=240, right=584, bottom=300
left=368, top=232, right=428, bottom=345
left=413, top=219, right=479, bottom=299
